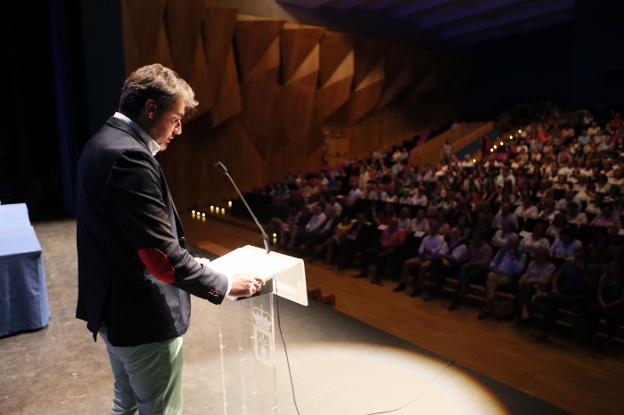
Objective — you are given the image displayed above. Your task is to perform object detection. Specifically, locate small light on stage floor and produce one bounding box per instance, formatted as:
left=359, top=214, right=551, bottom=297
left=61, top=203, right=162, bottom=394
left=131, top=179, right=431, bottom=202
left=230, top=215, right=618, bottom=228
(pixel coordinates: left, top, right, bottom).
left=228, top=201, right=232, bottom=208
left=472, top=159, right=476, bottom=163
left=191, top=209, right=196, bottom=216
left=210, top=205, right=214, bottom=213
left=201, top=212, right=206, bottom=218
left=221, top=208, right=225, bottom=215
left=509, top=135, right=513, bottom=139
left=490, top=148, right=494, bottom=152
left=499, top=141, right=503, bottom=146
left=493, top=145, right=497, bottom=150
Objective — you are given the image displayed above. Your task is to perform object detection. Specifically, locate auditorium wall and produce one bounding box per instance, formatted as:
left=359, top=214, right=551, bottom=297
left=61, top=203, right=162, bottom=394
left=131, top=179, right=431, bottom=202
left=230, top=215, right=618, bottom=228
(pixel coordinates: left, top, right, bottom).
left=120, top=0, right=475, bottom=210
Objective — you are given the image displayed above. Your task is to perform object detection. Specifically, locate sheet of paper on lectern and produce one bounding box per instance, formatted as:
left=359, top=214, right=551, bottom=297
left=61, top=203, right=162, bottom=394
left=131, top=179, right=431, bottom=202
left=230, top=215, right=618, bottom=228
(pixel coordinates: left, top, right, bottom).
left=207, top=245, right=308, bottom=306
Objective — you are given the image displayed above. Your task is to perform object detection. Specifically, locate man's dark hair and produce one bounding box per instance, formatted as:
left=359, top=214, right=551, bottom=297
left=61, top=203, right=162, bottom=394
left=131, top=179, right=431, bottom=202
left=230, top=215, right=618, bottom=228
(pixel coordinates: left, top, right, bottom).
left=119, top=63, right=198, bottom=118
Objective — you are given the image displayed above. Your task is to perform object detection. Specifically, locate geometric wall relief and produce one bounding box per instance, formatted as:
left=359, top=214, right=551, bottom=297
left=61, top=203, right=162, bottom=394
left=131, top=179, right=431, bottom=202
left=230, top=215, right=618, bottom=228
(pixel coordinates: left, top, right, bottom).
left=210, top=47, right=242, bottom=127
left=121, top=0, right=172, bottom=73
left=120, top=4, right=476, bottom=208
left=279, top=23, right=324, bottom=150
left=235, top=17, right=285, bottom=157
left=316, top=31, right=355, bottom=123
left=202, top=4, right=239, bottom=121
left=347, top=39, right=386, bottom=124
left=378, top=45, right=415, bottom=109
left=410, top=49, right=437, bottom=99
left=163, top=0, right=209, bottom=119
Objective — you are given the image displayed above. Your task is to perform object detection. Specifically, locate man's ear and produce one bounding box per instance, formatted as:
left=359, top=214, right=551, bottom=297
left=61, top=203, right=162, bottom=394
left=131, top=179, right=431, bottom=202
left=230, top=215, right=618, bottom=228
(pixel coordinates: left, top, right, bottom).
left=144, top=99, right=158, bottom=120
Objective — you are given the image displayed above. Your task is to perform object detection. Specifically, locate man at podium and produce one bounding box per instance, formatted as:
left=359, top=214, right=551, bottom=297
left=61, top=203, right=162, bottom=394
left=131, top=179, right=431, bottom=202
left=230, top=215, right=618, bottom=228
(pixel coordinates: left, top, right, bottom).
left=76, top=64, right=263, bottom=415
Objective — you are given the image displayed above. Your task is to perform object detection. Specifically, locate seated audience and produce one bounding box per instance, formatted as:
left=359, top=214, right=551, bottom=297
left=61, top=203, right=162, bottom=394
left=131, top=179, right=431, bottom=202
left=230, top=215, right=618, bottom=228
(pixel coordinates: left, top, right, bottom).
left=394, top=220, right=447, bottom=296
left=356, top=216, right=406, bottom=284
left=550, top=226, right=582, bottom=260
left=520, top=222, right=551, bottom=256
left=492, top=202, right=518, bottom=230
left=536, top=249, right=592, bottom=342
left=516, top=247, right=556, bottom=322
left=491, top=220, right=517, bottom=249
left=449, top=231, right=493, bottom=310
left=587, top=258, right=624, bottom=348
left=420, top=227, right=467, bottom=301
left=479, top=235, right=527, bottom=320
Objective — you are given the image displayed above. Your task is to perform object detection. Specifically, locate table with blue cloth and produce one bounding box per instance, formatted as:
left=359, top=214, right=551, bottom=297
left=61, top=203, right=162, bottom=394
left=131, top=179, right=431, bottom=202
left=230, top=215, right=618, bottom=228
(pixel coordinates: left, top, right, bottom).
left=0, top=203, right=50, bottom=337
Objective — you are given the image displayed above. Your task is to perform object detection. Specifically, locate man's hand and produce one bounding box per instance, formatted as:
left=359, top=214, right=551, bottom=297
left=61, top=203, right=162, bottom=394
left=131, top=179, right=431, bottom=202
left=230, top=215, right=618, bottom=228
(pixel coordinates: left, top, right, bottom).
left=229, top=275, right=265, bottom=298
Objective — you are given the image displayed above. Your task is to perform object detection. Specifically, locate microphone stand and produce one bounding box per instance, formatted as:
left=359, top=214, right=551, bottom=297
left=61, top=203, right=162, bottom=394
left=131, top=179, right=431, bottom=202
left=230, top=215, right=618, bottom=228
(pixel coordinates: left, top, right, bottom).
left=215, top=162, right=271, bottom=254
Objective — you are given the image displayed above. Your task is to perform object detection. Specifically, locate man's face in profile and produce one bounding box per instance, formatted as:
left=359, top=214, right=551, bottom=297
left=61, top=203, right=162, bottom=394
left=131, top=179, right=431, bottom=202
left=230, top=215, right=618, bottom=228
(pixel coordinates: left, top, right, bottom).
left=144, top=98, right=185, bottom=151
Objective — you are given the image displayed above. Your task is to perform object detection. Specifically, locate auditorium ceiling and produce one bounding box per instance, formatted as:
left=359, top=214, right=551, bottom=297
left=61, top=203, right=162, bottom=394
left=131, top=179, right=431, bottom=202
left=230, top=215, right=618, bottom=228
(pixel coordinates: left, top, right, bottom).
left=277, top=0, right=576, bottom=47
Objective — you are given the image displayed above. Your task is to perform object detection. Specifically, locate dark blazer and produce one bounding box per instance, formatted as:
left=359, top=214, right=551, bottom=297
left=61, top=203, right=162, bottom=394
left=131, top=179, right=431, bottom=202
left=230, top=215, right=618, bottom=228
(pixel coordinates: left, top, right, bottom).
left=76, top=116, right=229, bottom=347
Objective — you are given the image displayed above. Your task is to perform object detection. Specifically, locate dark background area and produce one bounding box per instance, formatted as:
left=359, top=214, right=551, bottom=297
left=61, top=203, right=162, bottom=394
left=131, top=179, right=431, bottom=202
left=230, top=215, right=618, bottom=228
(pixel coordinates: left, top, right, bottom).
left=1, top=0, right=123, bottom=220
left=2, top=0, right=623, bottom=220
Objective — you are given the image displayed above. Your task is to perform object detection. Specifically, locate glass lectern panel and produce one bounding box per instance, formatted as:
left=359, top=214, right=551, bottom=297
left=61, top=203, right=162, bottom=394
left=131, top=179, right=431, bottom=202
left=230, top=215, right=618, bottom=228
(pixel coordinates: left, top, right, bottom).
left=217, top=292, right=277, bottom=415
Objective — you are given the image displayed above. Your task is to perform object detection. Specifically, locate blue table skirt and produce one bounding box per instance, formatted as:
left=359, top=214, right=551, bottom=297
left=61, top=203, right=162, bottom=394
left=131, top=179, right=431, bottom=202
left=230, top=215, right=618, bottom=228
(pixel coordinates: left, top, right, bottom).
left=0, top=251, right=50, bottom=337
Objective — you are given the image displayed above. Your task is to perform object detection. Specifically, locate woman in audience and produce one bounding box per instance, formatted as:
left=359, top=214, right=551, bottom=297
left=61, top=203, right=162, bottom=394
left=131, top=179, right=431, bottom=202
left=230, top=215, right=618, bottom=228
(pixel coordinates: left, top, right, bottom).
left=479, top=235, right=527, bottom=320
left=411, top=209, right=430, bottom=237
left=550, top=226, right=583, bottom=260
left=420, top=227, right=467, bottom=301
left=314, top=214, right=354, bottom=264
left=491, top=220, right=517, bottom=249
left=538, top=198, right=559, bottom=222
left=449, top=230, right=493, bottom=310
left=516, top=247, right=556, bottom=322
left=515, top=196, right=539, bottom=220
left=565, top=202, right=588, bottom=226
left=520, top=222, right=551, bottom=256
left=546, top=213, right=567, bottom=240
left=591, top=202, right=621, bottom=231
left=587, top=258, right=624, bottom=349
left=536, top=249, right=592, bottom=342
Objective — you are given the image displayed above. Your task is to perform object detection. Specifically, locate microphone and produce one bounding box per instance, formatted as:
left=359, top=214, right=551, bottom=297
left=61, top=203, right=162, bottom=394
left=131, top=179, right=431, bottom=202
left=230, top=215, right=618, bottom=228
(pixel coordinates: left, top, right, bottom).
left=214, top=161, right=270, bottom=254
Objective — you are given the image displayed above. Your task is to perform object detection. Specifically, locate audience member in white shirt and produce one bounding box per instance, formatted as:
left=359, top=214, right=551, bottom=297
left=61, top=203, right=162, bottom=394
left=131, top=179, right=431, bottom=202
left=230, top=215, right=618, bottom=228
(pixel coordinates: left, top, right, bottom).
left=514, top=197, right=539, bottom=219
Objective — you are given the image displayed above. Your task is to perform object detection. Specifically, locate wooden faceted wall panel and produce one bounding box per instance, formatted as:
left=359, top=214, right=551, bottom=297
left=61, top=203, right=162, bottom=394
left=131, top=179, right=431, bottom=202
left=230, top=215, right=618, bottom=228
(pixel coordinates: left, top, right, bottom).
left=159, top=118, right=267, bottom=211
left=279, top=23, right=324, bottom=149
left=120, top=3, right=476, bottom=210
left=235, top=17, right=285, bottom=158
left=352, top=39, right=386, bottom=87
left=349, top=101, right=428, bottom=160
left=316, top=31, right=355, bottom=123
left=410, top=49, right=437, bottom=100
left=202, top=4, right=239, bottom=124
left=211, top=48, right=242, bottom=127
left=378, top=46, right=414, bottom=109
left=234, top=17, right=284, bottom=83
left=280, top=23, right=324, bottom=83
left=163, top=0, right=204, bottom=79
left=347, top=39, right=387, bottom=124
left=121, top=0, right=172, bottom=72
left=163, top=0, right=211, bottom=119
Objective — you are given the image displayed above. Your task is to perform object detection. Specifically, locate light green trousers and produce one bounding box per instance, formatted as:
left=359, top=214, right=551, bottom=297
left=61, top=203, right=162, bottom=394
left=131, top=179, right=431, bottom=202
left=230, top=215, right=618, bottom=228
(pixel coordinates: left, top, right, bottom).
left=100, top=328, right=184, bottom=415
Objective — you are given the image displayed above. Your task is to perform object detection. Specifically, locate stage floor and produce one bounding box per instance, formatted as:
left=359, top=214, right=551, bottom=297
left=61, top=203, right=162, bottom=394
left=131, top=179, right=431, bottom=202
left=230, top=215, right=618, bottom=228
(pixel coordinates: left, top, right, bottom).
left=0, top=220, right=568, bottom=414
left=204, top=296, right=567, bottom=415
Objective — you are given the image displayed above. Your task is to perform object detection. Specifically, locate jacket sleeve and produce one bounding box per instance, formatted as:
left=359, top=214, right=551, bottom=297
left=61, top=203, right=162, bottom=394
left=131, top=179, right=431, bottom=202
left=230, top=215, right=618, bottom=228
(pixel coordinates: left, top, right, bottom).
left=105, top=149, right=229, bottom=304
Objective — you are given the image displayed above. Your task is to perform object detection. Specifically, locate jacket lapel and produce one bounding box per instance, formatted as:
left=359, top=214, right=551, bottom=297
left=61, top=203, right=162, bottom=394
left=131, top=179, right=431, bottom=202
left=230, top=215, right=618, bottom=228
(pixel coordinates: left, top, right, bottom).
left=158, top=165, right=185, bottom=239
left=105, top=117, right=151, bottom=153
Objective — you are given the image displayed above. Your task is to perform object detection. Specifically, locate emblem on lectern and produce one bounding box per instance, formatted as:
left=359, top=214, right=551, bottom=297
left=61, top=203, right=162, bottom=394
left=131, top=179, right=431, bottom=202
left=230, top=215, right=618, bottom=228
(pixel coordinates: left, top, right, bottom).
left=252, top=305, right=274, bottom=366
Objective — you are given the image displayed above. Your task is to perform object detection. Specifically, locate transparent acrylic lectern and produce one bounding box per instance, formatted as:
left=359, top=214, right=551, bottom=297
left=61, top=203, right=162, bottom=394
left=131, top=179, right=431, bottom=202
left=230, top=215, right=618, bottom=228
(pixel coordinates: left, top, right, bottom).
left=207, top=245, right=308, bottom=415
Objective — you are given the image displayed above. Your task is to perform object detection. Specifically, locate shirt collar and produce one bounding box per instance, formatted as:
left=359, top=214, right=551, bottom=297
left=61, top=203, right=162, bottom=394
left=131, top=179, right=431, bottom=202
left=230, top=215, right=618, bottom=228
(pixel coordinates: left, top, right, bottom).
left=113, top=112, right=161, bottom=156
